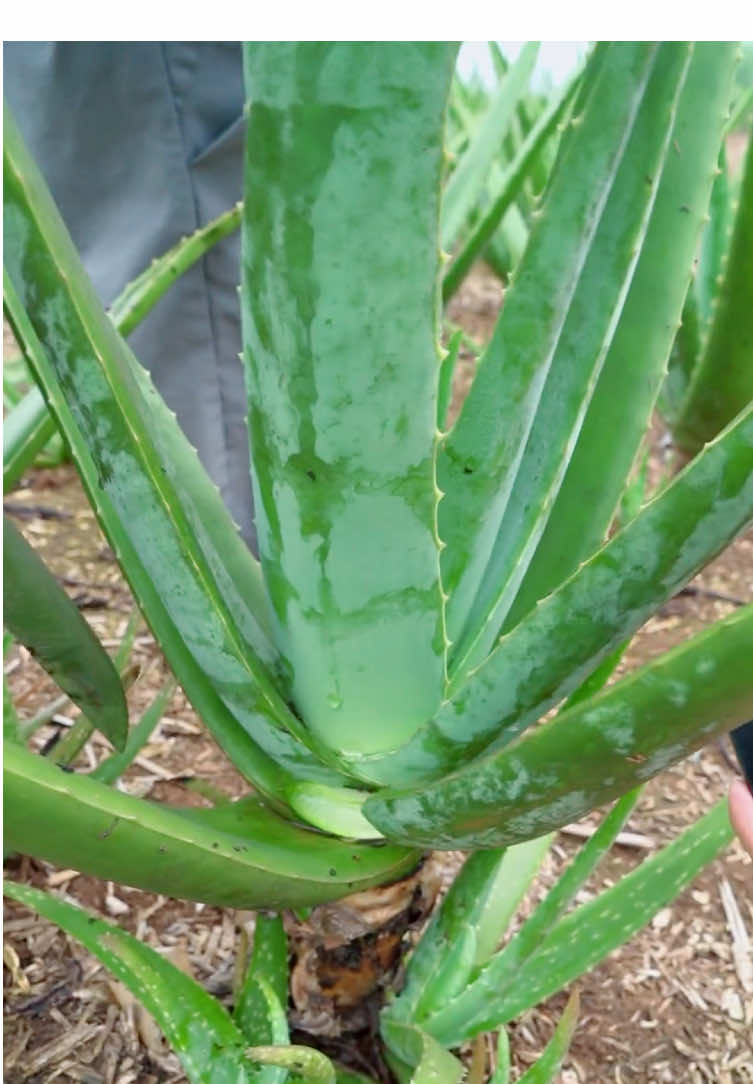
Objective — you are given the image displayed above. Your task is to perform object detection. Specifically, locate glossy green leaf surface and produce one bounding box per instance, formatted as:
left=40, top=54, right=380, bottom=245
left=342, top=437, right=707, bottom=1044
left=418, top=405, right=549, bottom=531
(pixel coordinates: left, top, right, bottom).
left=505, top=42, right=740, bottom=630
left=3, top=514, right=128, bottom=750
left=3, top=879, right=263, bottom=1084
left=3, top=106, right=349, bottom=803
left=241, top=44, right=456, bottom=761
left=4, top=743, right=419, bottom=908
left=358, top=402, right=753, bottom=786
left=424, top=799, right=731, bottom=1042
left=439, top=43, right=684, bottom=674
left=365, top=603, right=753, bottom=848
left=675, top=124, right=753, bottom=452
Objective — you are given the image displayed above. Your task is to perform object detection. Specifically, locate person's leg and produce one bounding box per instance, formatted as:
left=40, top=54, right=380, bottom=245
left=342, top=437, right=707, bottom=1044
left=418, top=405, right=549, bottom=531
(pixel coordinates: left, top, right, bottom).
left=3, top=42, right=256, bottom=550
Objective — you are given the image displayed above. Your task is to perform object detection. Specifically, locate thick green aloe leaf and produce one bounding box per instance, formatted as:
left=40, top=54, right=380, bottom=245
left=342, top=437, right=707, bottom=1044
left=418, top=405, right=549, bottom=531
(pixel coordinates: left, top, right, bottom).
left=389, top=834, right=552, bottom=1026
left=448, top=44, right=692, bottom=676
left=381, top=1019, right=464, bottom=1084
left=441, top=43, right=539, bottom=251
left=505, top=43, right=740, bottom=631
left=488, top=1030, right=511, bottom=1084
left=3, top=106, right=349, bottom=801
left=234, top=916, right=290, bottom=1084
left=439, top=44, right=688, bottom=674
left=4, top=201, right=242, bottom=494
left=235, top=914, right=289, bottom=1053
left=464, top=790, right=643, bottom=999
left=424, top=798, right=731, bottom=1043
left=3, top=514, right=128, bottom=750
left=4, top=742, right=419, bottom=908
left=442, top=71, right=579, bottom=302
left=674, top=125, right=753, bottom=453
left=357, top=401, right=753, bottom=786
left=237, top=975, right=290, bottom=1084
left=515, top=993, right=579, bottom=1084
left=365, top=603, right=753, bottom=848
left=3, top=879, right=264, bottom=1084
left=241, top=44, right=456, bottom=762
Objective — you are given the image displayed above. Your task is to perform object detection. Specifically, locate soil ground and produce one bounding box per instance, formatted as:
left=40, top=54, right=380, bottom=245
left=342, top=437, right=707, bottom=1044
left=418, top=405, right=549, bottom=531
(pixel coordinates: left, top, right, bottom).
left=3, top=267, right=753, bottom=1083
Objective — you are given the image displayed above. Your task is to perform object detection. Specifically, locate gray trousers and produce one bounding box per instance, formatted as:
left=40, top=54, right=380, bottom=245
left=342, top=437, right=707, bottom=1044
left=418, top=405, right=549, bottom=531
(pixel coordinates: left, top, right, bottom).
left=4, top=42, right=257, bottom=551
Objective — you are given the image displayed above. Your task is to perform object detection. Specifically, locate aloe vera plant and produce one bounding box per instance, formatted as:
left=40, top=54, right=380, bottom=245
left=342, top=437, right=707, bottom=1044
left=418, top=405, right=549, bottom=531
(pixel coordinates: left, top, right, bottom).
left=661, top=116, right=753, bottom=454
left=4, top=39, right=753, bottom=1079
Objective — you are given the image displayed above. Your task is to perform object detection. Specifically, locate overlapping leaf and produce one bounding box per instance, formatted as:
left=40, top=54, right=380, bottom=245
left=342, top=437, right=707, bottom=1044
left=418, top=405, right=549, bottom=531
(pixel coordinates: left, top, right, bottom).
left=4, top=742, right=418, bottom=909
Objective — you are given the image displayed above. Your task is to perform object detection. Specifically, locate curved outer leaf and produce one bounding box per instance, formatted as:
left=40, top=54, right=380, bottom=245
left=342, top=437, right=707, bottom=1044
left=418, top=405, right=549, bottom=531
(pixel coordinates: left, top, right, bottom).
left=3, top=742, right=419, bottom=909
left=365, top=603, right=753, bottom=848
left=4, top=201, right=243, bottom=494
left=448, top=44, right=692, bottom=679
left=241, top=44, right=456, bottom=761
left=4, top=880, right=264, bottom=1084
left=423, top=798, right=732, bottom=1043
left=3, top=106, right=349, bottom=803
left=440, top=42, right=539, bottom=252
left=674, top=122, right=753, bottom=453
left=356, top=402, right=753, bottom=785
left=109, top=202, right=242, bottom=336
left=3, top=514, right=128, bottom=750
left=505, top=44, right=740, bottom=631
left=438, top=43, right=671, bottom=667
left=246, top=1046, right=335, bottom=1084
